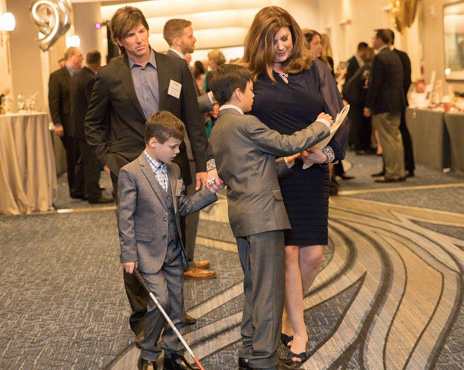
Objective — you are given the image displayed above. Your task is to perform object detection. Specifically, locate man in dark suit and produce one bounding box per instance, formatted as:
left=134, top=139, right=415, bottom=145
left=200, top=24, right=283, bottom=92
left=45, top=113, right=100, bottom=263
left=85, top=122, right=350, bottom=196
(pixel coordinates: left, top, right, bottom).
left=49, top=47, right=84, bottom=199
left=84, top=6, right=209, bottom=342
left=163, top=18, right=216, bottom=281
left=389, top=29, right=415, bottom=177
left=344, top=42, right=368, bottom=150
left=364, top=29, right=406, bottom=183
left=70, top=50, right=113, bottom=204
left=344, top=42, right=368, bottom=85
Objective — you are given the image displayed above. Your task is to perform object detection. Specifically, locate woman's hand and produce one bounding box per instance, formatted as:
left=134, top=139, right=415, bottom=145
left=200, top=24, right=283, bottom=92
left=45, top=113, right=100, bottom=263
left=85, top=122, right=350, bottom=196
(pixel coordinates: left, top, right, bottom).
left=300, top=148, right=327, bottom=166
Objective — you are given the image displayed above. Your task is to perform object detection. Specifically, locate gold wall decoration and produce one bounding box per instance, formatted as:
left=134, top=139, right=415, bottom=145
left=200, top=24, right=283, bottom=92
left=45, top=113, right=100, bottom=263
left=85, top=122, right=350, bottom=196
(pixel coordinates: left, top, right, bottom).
left=391, top=0, right=419, bottom=33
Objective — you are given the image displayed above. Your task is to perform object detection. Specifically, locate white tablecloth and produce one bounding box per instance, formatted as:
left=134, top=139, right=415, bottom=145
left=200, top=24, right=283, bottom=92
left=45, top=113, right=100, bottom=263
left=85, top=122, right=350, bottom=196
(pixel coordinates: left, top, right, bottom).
left=0, top=113, right=57, bottom=215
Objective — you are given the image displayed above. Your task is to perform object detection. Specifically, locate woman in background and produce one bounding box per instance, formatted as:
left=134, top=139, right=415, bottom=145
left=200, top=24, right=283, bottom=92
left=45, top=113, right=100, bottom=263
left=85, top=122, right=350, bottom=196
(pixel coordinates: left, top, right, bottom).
left=192, top=60, right=206, bottom=94
left=242, top=6, right=348, bottom=365
left=203, top=49, right=226, bottom=93
left=304, top=29, right=353, bottom=193
left=303, top=29, right=333, bottom=76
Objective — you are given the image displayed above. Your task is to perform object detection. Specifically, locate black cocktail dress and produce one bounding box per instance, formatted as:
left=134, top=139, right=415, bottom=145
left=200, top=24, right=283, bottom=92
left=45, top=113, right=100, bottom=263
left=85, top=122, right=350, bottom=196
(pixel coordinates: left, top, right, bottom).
left=252, top=59, right=345, bottom=245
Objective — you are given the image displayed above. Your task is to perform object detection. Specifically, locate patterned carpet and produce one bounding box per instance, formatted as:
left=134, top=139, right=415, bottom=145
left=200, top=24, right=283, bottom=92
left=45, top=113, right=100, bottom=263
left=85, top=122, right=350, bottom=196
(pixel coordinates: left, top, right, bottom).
left=1, top=152, right=464, bottom=369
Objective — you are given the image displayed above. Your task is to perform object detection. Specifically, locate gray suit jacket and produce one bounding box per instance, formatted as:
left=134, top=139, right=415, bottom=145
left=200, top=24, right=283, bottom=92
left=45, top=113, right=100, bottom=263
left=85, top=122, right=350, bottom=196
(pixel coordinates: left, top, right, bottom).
left=209, top=108, right=330, bottom=237
left=118, top=153, right=217, bottom=274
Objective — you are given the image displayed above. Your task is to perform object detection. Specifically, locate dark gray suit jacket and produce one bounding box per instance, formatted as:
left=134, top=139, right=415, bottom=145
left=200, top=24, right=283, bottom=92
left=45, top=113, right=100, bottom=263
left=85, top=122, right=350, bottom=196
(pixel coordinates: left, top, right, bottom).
left=70, top=66, right=96, bottom=139
left=48, top=66, right=72, bottom=134
left=84, top=50, right=207, bottom=183
left=166, top=49, right=213, bottom=112
left=393, top=48, right=412, bottom=105
left=118, top=153, right=217, bottom=274
left=365, top=47, right=406, bottom=115
left=345, top=55, right=360, bottom=84
left=209, top=108, right=329, bottom=237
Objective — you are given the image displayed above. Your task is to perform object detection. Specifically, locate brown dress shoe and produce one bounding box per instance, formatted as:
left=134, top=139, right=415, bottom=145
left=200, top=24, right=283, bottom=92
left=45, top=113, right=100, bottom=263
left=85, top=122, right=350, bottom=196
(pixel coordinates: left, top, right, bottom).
left=375, top=176, right=406, bottom=183
left=184, top=313, right=197, bottom=325
left=193, top=260, right=210, bottom=269
left=184, top=268, right=216, bottom=280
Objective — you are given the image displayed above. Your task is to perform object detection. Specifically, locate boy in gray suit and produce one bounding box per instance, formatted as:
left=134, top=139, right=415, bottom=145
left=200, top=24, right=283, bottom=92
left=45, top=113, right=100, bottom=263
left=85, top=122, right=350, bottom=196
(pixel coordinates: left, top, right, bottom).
left=117, top=111, right=218, bottom=370
left=208, top=64, right=333, bottom=370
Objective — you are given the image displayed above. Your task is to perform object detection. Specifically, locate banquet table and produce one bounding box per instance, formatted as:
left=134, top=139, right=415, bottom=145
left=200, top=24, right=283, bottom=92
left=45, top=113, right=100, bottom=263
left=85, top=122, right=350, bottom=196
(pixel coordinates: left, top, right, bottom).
left=444, top=112, right=464, bottom=175
left=405, top=108, right=451, bottom=171
left=0, top=112, right=57, bottom=215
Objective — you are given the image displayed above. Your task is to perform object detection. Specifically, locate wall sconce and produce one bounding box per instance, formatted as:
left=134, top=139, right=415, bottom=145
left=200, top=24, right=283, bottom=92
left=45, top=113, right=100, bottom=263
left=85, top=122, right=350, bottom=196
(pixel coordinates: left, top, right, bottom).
left=66, top=34, right=81, bottom=47
left=0, top=12, right=16, bottom=74
left=0, top=12, right=16, bottom=46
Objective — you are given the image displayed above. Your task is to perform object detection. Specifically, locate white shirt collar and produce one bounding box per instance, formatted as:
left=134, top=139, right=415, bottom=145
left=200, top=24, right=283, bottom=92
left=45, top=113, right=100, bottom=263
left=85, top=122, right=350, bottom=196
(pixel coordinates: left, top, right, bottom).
left=219, top=104, right=243, bottom=114
left=169, top=48, right=185, bottom=59
left=378, top=45, right=389, bottom=52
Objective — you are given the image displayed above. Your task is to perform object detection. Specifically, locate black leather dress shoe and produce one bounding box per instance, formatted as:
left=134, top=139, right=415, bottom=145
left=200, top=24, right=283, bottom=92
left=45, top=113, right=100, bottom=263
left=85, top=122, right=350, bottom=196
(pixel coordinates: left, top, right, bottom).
left=163, top=353, right=199, bottom=370
left=249, top=358, right=299, bottom=370
left=137, top=355, right=157, bottom=370
left=239, top=357, right=250, bottom=370
left=184, top=313, right=196, bottom=325
left=339, top=174, right=355, bottom=180
left=70, top=192, right=87, bottom=200
left=371, top=170, right=386, bottom=177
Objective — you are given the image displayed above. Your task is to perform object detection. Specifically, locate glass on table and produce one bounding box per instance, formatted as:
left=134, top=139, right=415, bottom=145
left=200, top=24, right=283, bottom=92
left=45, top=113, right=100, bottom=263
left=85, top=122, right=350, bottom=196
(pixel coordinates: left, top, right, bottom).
left=1, top=96, right=13, bottom=113
left=28, top=95, right=36, bottom=112
left=17, top=93, right=25, bottom=111
left=25, top=98, right=31, bottom=113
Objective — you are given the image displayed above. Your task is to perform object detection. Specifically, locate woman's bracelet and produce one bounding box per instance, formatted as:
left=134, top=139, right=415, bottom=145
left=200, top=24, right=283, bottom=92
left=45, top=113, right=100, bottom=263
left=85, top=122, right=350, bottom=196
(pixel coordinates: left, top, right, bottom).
left=206, top=159, right=217, bottom=172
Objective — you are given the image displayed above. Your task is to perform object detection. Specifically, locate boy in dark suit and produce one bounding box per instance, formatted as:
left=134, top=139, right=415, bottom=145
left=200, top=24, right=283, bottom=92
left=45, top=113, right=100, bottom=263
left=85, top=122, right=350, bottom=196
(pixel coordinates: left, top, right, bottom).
left=118, top=111, right=218, bottom=370
left=208, top=64, right=333, bottom=370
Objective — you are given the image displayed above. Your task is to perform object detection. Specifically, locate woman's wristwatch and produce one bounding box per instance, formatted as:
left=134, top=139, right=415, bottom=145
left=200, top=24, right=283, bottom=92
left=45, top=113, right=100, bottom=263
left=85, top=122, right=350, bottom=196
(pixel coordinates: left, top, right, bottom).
left=320, top=146, right=335, bottom=167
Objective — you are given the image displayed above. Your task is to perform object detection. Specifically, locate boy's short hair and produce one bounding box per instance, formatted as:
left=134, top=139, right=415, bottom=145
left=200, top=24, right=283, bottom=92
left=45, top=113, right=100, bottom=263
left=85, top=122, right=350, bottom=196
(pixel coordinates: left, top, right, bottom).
left=209, top=64, right=252, bottom=105
left=144, top=111, right=185, bottom=144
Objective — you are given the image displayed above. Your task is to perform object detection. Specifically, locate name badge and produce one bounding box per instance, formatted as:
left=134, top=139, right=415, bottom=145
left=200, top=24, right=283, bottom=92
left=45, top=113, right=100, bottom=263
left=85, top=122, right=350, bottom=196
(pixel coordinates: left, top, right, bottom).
left=175, top=179, right=183, bottom=196
left=168, top=80, right=182, bottom=99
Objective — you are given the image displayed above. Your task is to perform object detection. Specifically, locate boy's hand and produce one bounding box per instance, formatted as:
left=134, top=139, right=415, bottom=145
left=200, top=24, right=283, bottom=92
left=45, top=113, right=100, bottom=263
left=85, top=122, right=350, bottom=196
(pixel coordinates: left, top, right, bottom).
left=123, top=261, right=138, bottom=274
left=207, top=169, right=224, bottom=193
left=317, top=113, right=334, bottom=126
left=207, top=176, right=224, bottom=194
left=284, top=153, right=300, bottom=166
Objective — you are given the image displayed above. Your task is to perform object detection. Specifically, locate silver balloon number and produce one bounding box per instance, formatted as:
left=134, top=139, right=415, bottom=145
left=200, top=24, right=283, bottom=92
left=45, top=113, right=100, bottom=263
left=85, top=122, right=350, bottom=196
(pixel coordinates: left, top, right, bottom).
left=30, top=0, right=73, bottom=51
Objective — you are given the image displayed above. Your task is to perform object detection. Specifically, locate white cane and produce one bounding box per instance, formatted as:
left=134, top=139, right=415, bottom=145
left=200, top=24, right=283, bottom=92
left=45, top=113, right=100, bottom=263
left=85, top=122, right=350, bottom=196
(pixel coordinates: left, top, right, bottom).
left=133, top=268, right=206, bottom=370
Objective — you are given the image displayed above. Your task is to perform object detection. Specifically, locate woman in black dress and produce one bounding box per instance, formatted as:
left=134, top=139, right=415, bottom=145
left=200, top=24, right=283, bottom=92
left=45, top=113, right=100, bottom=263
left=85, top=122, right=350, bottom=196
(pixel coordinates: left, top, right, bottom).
left=242, top=6, right=348, bottom=365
